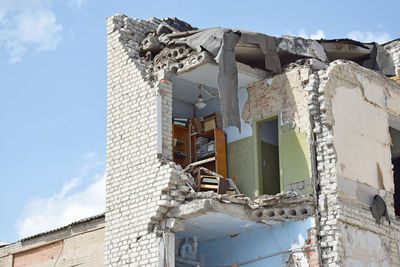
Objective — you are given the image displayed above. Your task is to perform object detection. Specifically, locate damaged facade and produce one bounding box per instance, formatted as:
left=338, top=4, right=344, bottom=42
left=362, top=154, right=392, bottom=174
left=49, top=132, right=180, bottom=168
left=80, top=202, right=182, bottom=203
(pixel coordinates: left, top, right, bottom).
left=103, top=15, right=400, bottom=267
left=3, top=14, right=400, bottom=267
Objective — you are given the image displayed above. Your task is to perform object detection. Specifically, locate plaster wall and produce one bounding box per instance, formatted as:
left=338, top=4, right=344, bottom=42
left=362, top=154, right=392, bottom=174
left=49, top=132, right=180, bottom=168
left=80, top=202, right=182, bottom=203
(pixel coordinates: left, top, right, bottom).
left=331, top=84, right=393, bottom=191
left=328, top=62, right=400, bottom=193
left=314, top=61, right=400, bottom=266
left=338, top=199, right=400, bottom=267
left=341, top=223, right=391, bottom=267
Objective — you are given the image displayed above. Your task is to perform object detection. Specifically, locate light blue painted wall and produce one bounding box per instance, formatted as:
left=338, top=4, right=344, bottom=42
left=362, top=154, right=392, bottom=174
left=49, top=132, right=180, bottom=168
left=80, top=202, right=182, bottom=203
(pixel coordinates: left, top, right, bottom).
left=196, top=97, right=221, bottom=117
left=197, top=217, right=315, bottom=266
left=173, top=99, right=194, bottom=118
left=225, top=87, right=253, bottom=143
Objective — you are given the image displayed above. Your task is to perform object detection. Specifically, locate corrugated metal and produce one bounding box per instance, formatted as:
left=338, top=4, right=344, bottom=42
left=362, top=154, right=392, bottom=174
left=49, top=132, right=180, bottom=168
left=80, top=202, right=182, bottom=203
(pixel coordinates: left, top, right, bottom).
left=19, top=213, right=105, bottom=242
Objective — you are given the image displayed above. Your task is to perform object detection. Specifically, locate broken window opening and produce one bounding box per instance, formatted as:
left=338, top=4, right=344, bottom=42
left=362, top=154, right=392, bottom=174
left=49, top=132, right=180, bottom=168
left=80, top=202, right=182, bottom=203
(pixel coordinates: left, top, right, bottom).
left=390, top=126, right=400, bottom=216
left=257, top=117, right=280, bottom=195
left=172, top=76, right=238, bottom=194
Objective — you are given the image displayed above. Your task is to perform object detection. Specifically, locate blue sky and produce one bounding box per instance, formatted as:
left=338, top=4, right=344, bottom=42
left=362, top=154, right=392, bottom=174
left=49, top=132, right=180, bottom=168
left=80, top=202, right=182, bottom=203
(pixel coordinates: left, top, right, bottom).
left=1, top=0, right=399, bottom=243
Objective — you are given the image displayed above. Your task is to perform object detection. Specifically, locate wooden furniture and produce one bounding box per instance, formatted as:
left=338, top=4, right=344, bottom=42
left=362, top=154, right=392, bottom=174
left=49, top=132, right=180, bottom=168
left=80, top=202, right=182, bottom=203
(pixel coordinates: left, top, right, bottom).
left=191, top=118, right=227, bottom=177
left=172, top=114, right=227, bottom=177
left=193, top=167, right=238, bottom=194
left=172, top=115, right=239, bottom=194
left=194, top=167, right=229, bottom=194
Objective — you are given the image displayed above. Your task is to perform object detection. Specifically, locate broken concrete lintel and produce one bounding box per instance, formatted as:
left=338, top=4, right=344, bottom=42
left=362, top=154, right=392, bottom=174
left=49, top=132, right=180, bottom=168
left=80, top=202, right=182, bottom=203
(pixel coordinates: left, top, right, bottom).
left=165, top=27, right=221, bottom=39
left=177, top=51, right=266, bottom=84
left=374, top=43, right=396, bottom=76
left=320, top=41, right=371, bottom=61
left=169, top=199, right=315, bottom=226
left=277, top=35, right=328, bottom=62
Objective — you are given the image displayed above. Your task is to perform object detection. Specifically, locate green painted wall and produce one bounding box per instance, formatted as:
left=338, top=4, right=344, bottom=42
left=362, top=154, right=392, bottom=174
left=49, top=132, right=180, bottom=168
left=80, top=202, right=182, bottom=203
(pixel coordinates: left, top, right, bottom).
left=279, top=127, right=311, bottom=194
left=261, top=141, right=280, bottom=195
left=227, top=137, right=256, bottom=196
left=227, top=127, right=311, bottom=197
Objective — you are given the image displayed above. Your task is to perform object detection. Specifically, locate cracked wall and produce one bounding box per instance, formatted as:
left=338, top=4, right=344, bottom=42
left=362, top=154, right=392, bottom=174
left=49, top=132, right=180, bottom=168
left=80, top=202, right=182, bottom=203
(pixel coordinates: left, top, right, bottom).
left=105, top=14, right=400, bottom=267
left=314, top=60, right=400, bottom=266
left=331, top=66, right=394, bottom=191
left=228, top=65, right=314, bottom=196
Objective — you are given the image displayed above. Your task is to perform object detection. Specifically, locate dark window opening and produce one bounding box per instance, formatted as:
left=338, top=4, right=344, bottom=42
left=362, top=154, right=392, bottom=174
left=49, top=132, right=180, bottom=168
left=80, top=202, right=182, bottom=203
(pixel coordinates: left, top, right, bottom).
left=259, top=118, right=280, bottom=195
left=390, top=127, right=400, bottom=216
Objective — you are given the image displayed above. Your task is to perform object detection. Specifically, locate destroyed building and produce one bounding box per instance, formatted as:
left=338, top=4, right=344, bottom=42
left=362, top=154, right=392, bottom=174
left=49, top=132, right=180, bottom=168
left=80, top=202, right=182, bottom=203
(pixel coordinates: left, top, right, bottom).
left=2, top=14, right=400, bottom=266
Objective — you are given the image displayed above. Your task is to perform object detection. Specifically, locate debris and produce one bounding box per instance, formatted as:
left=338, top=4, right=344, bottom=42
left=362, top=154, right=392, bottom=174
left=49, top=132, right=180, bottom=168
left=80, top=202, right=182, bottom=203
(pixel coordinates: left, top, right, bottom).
left=193, top=167, right=231, bottom=194
left=364, top=43, right=395, bottom=76
left=141, top=34, right=162, bottom=54
left=277, top=35, right=328, bottom=63
left=227, top=178, right=241, bottom=194
left=185, top=190, right=313, bottom=211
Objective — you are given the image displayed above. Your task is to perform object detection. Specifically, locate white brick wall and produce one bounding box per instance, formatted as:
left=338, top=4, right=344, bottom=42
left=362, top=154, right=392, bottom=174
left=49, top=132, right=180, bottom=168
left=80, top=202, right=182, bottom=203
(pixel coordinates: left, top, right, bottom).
left=105, top=15, right=192, bottom=267
left=105, top=15, right=171, bottom=266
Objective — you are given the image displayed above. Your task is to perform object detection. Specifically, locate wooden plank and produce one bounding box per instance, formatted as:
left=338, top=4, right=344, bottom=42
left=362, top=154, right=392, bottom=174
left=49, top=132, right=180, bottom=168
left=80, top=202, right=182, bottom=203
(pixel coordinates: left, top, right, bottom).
left=196, top=129, right=214, bottom=139
left=217, top=177, right=230, bottom=194
left=215, top=128, right=227, bottom=177
left=201, top=178, right=218, bottom=184
left=191, top=134, right=196, bottom=163
left=200, top=184, right=218, bottom=190
left=188, top=122, right=192, bottom=164
left=188, top=157, right=216, bottom=167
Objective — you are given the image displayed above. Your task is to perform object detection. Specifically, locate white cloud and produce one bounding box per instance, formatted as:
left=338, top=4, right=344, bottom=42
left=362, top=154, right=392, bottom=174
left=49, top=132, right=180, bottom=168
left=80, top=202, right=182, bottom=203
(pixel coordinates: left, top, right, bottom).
left=0, top=0, right=62, bottom=63
left=16, top=156, right=105, bottom=239
left=82, top=151, right=96, bottom=160
left=295, top=29, right=325, bottom=40
left=310, top=30, right=325, bottom=40
left=68, top=0, right=90, bottom=8
left=346, top=31, right=392, bottom=44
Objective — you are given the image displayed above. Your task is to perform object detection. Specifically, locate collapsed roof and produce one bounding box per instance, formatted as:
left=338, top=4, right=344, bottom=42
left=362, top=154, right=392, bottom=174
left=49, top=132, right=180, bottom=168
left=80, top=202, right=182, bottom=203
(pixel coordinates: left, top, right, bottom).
left=139, top=18, right=398, bottom=130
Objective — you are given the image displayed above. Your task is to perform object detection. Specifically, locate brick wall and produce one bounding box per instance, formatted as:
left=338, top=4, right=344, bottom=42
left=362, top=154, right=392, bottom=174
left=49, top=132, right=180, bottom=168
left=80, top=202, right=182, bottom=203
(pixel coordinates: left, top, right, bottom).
left=13, top=241, right=63, bottom=267
left=313, top=61, right=400, bottom=266
left=105, top=15, right=182, bottom=266
left=0, top=216, right=104, bottom=267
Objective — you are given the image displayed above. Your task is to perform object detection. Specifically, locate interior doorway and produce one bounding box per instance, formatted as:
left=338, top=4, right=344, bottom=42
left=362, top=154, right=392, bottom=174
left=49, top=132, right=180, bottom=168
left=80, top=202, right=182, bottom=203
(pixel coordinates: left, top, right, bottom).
left=259, top=118, right=280, bottom=195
